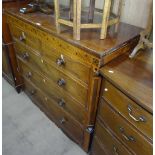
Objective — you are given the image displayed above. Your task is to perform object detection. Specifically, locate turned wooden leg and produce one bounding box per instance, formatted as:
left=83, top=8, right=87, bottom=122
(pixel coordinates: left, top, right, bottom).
left=88, top=0, right=95, bottom=23
left=100, top=0, right=111, bottom=39
left=54, top=0, right=61, bottom=33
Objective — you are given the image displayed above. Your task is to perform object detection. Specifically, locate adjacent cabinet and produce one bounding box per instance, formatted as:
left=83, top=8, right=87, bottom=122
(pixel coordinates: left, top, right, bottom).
left=91, top=50, right=153, bottom=155
left=5, top=6, right=152, bottom=154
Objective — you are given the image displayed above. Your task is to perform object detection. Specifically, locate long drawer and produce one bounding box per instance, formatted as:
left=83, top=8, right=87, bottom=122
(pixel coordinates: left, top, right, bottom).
left=98, top=99, right=153, bottom=155
left=18, top=59, right=86, bottom=125
left=93, top=119, right=132, bottom=155
left=101, top=80, right=153, bottom=141
left=14, top=42, right=88, bottom=106
left=23, top=78, right=84, bottom=145
left=10, top=24, right=91, bottom=84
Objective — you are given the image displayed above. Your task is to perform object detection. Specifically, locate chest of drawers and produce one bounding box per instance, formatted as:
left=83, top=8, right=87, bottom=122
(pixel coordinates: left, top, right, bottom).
left=6, top=7, right=141, bottom=152
left=91, top=50, right=153, bottom=155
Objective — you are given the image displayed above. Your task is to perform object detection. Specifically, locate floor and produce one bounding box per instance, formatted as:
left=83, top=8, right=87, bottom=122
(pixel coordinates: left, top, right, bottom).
left=2, top=78, right=88, bottom=155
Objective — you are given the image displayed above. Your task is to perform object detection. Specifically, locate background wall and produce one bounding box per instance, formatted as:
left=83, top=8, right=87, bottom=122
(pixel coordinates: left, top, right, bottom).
left=49, top=0, right=152, bottom=28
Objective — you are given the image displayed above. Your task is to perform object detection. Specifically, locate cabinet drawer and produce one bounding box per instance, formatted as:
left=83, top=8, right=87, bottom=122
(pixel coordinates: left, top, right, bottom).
left=9, top=24, right=42, bottom=53
left=42, top=43, right=91, bottom=85
left=15, top=42, right=88, bottom=106
left=19, top=60, right=86, bottom=125
left=94, top=119, right=132, bottom=155
left=91, top=137, right=107, bottom=155
left=23, top=79, right=84, bottom=145
left=101, top=80, right=152, bottom=140
left=98, top=99, right=153, bottom=155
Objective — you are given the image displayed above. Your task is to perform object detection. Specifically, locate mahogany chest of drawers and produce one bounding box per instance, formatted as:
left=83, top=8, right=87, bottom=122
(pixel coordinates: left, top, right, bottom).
left=91, top=50, right=153, bottom=155
left=6, top=7, right=141, bottom=152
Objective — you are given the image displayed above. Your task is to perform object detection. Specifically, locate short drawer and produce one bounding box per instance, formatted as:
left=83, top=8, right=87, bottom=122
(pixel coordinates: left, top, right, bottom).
left=101, top=80, right=153, bottom=140
left=9, top=24, right=42, bottom=53
left=41, top=43, right=91, bottom=85
left=18, top=60, right=86, bottom=125
left=98, top=99, right=153, bottom=155
left=23, top=79, right=84, bottom=145
left=15, top=42, right=88, bottom=106
left=94, top=119, right=132, bottom=155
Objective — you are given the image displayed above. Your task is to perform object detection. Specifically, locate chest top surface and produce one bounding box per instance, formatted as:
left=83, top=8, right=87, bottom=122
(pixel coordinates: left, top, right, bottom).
left=100, top=49, right=153, bottom=114
left=5, top=7, right=142, bottom=58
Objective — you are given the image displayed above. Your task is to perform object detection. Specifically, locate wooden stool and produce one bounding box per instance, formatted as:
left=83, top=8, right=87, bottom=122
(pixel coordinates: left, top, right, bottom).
left=54, top=0, right=122, bottom=40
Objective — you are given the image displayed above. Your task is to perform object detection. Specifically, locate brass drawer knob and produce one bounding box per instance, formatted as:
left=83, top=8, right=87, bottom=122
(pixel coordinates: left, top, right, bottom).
left=113, top=146, right=119, bottom=155
left=128, top=105, right=146, bottom=122
left=22, top=52, right=29, bottom=61
left=119, top=127, right=135, bottom=142
left=60, top=118, right=66, bottom=124
left=57, top=78, right=66, bottom=86
left=56, top=57, right=65, bottom=66
left=58, top=99, right=65, bottom=107
left=19, top=32, right=26, bottom=41
left=30, top=89, right=36, bottom=95
left=26, top=72, right=32, bottom=79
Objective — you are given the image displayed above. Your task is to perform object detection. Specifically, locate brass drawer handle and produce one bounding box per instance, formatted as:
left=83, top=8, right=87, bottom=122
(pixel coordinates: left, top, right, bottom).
left=30, top=89, right=36, bottom=95
left=58, top=99, right=65, bottom=107
left=113, top=145, right=119, bottom=155
left=19, top=32, right=26, bottom=41
left=22, top=52, right=29, bottom=61
left=57, top=78, right=66, bottom=86
left=60, top=118, right=66, bottom=124
left=119, top=127, right=135, bottom=142
left=56, top=57, right=65, bottom=66
left=26, top=72, right=32, bottom=79
left=128, top=105, right=146, bottom=122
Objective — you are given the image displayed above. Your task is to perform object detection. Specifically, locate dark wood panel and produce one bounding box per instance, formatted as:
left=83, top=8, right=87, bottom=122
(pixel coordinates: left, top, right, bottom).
left=100, top=50, right=153, bottom=114
left=98, top=99, right=153, bottom=155
left=101, top=80, right=152, bottom=141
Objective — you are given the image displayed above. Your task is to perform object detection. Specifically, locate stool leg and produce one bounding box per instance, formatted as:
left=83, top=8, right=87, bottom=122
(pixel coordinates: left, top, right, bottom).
left=88, top=0, right=95, bottom=23
left=69, top=0, right=73, bottom=20
left=115, top=0, right=122, bottom=32
left=100, top=0, right=111, bottom=39
left=54, top=0, right=61, bottom=33
left=73, top=0, right=81, bottom=40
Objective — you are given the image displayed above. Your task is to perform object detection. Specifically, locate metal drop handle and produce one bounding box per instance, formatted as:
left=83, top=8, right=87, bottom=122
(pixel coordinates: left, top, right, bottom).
left=26, top=72, right=32, bottom=79
left=58, top=99, right=65, bottom=107
left=113, top=146, right=119, bottom=155
left=22, top=52, right=29, bottom=60
left=57, top=78, right=66, bottom=86
left=60, top=118, right=66, bottom=124
left=119, top=127, right=135, bottom=142
left=128, top=105, right=146, bottom=122
left=19, top=32, right=26, bottom=41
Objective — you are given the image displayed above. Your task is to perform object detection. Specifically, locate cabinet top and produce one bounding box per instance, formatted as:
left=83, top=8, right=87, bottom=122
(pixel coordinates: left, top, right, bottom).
left=5, top=7, right=142, bottom=58
left=100, top=49, right=153, bottom=114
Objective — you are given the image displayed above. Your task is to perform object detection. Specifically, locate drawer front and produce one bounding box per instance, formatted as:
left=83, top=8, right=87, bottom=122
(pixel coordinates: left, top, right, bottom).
left=98, top=99, right=153, bottom=155
left=91, top=137, right=107, bottom=155
left=94, top=119, right=132, bottom=155
left=101, top=80, right=152, bottom=140
left=18, top=60, right=86, bottom=125
left=42, top=43, right=91, bottom=85
left=23, top=76, right=46, bottom=109
left=9, top=24, right=42, bottom=53
left=14, top=42, right=88, bottom=106
left=23, top=78, right=84, bottom=145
